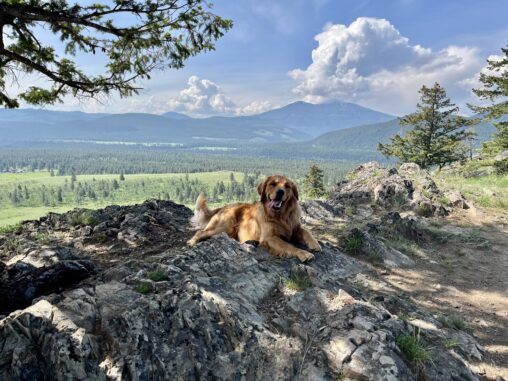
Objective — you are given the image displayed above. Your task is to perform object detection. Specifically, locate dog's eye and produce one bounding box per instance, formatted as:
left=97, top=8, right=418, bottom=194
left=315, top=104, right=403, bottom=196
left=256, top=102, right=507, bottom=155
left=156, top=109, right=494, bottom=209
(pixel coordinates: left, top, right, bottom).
left=270, top=182, right=276, bottom=186
left=284, top=183, right=290, bottom=188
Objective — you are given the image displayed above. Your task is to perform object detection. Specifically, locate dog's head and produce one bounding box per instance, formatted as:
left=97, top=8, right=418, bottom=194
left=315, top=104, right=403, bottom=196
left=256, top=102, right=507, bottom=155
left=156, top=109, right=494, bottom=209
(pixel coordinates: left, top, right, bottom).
left=257, top=175, right=298, bottom=212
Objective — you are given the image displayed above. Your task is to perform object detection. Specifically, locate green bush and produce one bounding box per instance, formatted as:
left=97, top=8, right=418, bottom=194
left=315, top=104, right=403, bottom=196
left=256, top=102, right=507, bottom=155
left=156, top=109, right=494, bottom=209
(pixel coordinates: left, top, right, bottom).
left=494, top=159, right=508, bottom=175
left=68, top=210, right=99, bottom=227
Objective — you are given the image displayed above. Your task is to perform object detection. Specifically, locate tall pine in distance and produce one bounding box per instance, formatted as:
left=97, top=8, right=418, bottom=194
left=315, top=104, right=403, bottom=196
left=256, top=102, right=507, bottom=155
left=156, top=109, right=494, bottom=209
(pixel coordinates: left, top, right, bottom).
left=378, top=83, right=478, bottom=169
left=303, top=165, right=326, bottom=198
left=469, top=45, right=508, bottom=155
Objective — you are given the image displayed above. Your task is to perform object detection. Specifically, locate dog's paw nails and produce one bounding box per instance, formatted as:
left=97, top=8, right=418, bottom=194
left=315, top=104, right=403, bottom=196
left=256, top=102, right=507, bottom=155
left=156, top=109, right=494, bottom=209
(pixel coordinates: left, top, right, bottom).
left=187, top=239, right=197, bottom=247
left=309, top=242, right=321, bottom=252
left=300, top=252, right=315, bottom=263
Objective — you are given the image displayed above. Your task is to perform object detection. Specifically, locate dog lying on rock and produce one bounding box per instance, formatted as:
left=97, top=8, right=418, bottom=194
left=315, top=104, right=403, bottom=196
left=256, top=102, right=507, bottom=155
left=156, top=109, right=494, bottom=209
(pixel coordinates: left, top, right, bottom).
left=188, top=175, right=321, bottom=262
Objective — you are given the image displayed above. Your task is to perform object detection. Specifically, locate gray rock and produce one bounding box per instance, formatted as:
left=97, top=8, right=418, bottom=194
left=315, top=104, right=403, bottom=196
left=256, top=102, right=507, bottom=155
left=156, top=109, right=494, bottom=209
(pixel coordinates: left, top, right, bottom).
left=0, top=246, right=94, bottom=315
left=331, top=162, right=459, bottom=217
left=444, top=190, right=469, bottom=209
left=300, top=200, right=344, bottom=223
left=0, top=200, right=481, bottom=381
left=362, top=231, right=416, bottom=267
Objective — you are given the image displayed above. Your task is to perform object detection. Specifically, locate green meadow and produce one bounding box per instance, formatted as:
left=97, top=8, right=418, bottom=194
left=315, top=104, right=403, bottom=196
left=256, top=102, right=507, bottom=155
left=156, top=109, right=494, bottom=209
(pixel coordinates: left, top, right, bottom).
left=0, top=171, right=251, bottom=227
left=435, top=173, right=508, bottom=210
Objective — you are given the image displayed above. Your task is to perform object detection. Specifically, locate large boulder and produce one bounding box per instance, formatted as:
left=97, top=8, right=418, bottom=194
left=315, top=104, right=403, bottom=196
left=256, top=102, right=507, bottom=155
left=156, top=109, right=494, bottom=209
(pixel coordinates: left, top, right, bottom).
left=331, top=162, right=468, bottom=216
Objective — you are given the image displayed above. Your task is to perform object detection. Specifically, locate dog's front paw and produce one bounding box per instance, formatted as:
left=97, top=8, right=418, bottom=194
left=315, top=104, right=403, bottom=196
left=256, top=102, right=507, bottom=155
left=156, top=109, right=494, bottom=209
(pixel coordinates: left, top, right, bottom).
left=187, top=238, right=198, bottom=247
left=297, top=250, right=315, bottom=263
left=307, top=240, right=322, bottom=252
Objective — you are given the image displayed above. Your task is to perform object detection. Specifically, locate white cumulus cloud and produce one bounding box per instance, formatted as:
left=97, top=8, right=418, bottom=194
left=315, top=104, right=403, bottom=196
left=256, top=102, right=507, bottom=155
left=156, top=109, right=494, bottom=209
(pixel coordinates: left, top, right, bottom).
left=166, top=76, right=274, bottom=116
left=167, top=76, right=236, bottom=116
left=289, top=17, right=484, bottom=115
left=236, top=100, right=273, bottom=115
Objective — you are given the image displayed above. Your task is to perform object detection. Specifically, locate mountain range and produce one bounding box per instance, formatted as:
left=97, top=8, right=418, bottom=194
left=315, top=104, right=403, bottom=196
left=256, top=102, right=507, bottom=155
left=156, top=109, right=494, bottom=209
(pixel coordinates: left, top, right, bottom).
left=0, top=101, right=496, bottom=161
left=0, top=101, right=394, bottom=145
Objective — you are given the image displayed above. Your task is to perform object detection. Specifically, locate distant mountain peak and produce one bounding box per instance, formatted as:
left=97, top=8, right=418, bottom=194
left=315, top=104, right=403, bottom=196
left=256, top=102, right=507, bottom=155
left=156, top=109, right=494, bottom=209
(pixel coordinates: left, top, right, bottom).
left=161, top=111, right=192, bottom=120
left=254, top=100, right=395, bottom=137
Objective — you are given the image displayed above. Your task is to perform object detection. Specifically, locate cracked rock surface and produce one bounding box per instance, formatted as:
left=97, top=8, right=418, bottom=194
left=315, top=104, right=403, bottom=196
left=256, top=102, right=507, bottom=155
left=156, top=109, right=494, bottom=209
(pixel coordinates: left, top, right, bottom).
left=0, top=198, right=482, bottom=380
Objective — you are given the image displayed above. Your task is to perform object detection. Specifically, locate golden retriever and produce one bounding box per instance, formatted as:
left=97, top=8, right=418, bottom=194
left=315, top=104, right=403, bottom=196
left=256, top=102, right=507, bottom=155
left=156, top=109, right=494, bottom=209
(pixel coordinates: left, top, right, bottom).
left=187, top=175, right=321, bottom=262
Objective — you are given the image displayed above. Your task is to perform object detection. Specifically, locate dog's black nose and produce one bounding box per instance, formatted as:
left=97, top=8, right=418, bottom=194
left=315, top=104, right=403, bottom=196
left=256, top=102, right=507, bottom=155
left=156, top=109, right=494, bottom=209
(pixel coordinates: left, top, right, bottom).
left=275, top=189, right=285, bottom=200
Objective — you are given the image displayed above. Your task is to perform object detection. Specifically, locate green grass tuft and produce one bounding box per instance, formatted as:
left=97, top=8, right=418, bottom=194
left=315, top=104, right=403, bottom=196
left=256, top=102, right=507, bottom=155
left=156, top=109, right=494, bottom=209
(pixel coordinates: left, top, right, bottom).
left=344, top=205, right=357, bottom=217
left=68, top=210, right=99, bottom=227
left=3, top=237, right=19, bottom=251
left=442, top=338, right=459, bottom=350
left=32, top=232, right=50, bottom=245
left=396, top=332, right=432, bottom=366
left=416, top=203, right=433, bottom=217
left=283, top=272, right=311, bottom=291
left=146, top=270, right=168, bottom=282
left=135, top=281, right=153, bottom=294
left=342, top=233, right=364, bottom=255
left=0, top=223, right=22, bottom=234
left=438, top=314, right=468, bottom=331
left=458, top=230, right=491, bottom=249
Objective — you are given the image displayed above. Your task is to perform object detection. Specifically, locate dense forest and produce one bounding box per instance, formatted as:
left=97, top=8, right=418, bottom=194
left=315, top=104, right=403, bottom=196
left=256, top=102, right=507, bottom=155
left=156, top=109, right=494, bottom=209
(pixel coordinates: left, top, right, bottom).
left=0, top=147, right=353, bottom=180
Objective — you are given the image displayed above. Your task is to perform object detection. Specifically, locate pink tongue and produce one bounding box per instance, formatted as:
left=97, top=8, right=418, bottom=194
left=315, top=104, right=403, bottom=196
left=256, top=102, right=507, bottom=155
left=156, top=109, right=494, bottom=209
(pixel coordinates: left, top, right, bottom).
left=268, top=201, right=275, bottom=208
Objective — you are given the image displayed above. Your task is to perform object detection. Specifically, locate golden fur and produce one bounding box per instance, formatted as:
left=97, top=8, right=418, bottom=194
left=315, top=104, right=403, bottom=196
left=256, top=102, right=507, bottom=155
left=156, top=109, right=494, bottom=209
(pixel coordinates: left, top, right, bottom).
left=187, top=175, right=321, bottom=262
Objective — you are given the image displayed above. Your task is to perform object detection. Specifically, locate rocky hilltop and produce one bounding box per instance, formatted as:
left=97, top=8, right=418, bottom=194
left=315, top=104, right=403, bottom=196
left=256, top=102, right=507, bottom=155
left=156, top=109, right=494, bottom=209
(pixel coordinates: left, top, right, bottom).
left=0, top=163, right=499, bottom=381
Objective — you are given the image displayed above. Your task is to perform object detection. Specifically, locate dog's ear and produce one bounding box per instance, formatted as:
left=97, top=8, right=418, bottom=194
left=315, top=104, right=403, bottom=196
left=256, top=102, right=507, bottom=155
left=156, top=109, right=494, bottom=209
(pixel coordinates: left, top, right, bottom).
left=257, top=177, right=269, bottom=201
left=290, top=181, right=299, bottom=200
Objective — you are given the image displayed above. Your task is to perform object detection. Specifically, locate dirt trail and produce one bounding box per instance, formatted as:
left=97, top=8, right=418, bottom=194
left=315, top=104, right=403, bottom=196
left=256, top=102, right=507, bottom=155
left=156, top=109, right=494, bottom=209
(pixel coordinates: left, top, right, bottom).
left=380, top=208, right=508, bottom=380
left=308, top=201, right=508, bottom=379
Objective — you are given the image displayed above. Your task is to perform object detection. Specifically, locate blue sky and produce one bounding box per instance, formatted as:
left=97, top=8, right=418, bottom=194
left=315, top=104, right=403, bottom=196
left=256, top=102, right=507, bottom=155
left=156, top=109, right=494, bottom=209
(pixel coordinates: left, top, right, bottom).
left=12, top=0, right=508, bottom=116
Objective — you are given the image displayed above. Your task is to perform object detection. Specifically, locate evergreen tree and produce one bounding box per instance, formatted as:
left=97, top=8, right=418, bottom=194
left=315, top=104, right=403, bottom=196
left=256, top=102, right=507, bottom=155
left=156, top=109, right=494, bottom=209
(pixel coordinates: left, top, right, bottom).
left=378, top=83, right=478, bottom=168
left=112, top=179, right=120, bottom=190
left=57, top=188, right=63, bottom=203
left=0, top=1, right=231, bottom=108
left=119, top=172, right=125, bottom=181
left=303, top=165, right=326, bottom=198
left=469, top=45, right=508, bottom=155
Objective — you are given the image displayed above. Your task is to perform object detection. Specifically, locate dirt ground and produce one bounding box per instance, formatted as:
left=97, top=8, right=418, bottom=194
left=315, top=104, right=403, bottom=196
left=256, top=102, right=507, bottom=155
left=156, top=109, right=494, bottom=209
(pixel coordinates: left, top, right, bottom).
left=397, top=208, right=507, bottom=380
left=310, top=204, right=508, bottom=380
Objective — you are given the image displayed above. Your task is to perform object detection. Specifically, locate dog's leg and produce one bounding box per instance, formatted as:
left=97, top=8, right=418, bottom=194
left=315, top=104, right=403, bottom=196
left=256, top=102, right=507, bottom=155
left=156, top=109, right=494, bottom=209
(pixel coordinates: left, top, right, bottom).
left=261, top=236, right=314, bottom=263
left=293, top=226, right=322, bottom=252
left=187, top=222, right=227, bottom=246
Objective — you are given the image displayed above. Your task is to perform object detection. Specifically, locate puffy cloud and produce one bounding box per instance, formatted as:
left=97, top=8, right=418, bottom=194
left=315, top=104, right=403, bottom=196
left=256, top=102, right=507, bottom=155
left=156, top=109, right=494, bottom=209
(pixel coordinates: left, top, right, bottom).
left=289, top=17, right=484, bottom=115
left=166, top=76, right=274, bottom=116
left=236, top=100, right=274, bottom=115
left=457, top=54, right=506, bottom=90
left=167, top=76, right=236, bottom=116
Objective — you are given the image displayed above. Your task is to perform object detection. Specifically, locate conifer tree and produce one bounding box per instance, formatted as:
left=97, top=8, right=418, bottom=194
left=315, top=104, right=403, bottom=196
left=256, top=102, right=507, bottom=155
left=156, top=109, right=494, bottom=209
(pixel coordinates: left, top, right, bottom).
left=469, top=45, right=508, bottom=155
left=378, top=83, right=478, bottom=168
left=0, top=1, right=231, bottom=108
left=303, top=165, right=326, bottom=198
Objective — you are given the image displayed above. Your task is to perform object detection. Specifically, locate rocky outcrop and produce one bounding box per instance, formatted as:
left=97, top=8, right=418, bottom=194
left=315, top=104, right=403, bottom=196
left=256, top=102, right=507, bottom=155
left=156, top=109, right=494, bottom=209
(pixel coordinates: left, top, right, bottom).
left=0, top=198, right=482, bottom=380
left=0, top=246, right=94, bottom=315
left=331, top=162, right=469, bottom=216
